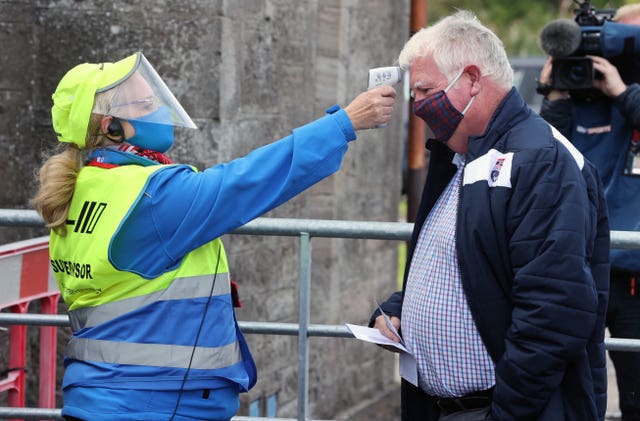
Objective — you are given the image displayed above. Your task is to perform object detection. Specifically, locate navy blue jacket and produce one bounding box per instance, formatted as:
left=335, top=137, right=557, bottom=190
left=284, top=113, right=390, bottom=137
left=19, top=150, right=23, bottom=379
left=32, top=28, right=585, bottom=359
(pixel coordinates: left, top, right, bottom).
left=374, top=89, right=610, bottom=420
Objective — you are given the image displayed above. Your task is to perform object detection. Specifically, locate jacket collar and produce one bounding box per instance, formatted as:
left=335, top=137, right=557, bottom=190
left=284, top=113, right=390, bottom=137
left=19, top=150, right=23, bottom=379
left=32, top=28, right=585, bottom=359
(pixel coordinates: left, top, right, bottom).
left=88, top=147, right=160, bottom=167
left=465, top=87, right=530, bottom=161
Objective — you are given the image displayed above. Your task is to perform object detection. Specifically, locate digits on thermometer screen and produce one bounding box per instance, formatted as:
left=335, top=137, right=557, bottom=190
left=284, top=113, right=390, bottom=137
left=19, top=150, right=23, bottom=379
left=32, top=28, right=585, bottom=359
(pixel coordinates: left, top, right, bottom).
left=367, top=66, right=402, bottom=128
left=367, top=66, right=402, bottom=90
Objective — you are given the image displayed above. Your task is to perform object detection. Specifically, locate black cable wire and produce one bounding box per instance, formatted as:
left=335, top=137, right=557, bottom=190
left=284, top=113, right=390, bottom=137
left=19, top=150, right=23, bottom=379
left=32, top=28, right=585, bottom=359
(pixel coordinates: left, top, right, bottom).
left=168, top=243, right=222, bottom=421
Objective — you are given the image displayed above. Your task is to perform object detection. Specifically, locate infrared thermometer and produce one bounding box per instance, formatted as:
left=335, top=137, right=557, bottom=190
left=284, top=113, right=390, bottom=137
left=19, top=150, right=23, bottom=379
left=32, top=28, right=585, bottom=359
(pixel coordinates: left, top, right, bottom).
left=367, top=66, right=402, bottom=128
left=367, top=66, right=403, bottom=90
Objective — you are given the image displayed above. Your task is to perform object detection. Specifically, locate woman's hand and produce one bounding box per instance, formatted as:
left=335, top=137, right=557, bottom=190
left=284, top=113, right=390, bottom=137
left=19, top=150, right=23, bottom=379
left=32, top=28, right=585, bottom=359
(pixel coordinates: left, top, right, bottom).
left=344, top=85, right=397, bottom=130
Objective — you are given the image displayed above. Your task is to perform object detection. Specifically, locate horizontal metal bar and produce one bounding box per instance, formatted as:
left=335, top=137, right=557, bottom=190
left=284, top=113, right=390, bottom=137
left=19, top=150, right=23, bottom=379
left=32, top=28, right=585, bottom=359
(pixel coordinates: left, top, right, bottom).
left=0, top=209, right=44, bottom=227
left=0, top=313, right=354, bottom=338
left=0, top=313, right=70, bottom=327
left=0, top=209, right=412, bottom=240
left=611, top=230, right=640, bottom=250
left=0, top=407, right=63, bottom=420
left=606, top=337, right=640, bottom=352
left=232, top=217, right=413, bottom=240
left=1, top=313, right=639, bottom=351
left=3, top=209, right=640, bottom=248
left=238, top=321, right=354, bottom=338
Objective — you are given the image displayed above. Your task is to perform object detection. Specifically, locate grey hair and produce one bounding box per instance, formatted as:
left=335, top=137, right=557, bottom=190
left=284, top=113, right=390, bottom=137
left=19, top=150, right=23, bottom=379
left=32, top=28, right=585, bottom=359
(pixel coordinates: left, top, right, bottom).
left=398, top=10, right=513, bottom=89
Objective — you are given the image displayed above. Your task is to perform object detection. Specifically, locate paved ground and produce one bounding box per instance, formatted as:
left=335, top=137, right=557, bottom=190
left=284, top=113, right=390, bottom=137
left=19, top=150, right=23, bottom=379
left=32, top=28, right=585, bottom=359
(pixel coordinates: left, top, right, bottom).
left=606, top=329, right=622, bottom=420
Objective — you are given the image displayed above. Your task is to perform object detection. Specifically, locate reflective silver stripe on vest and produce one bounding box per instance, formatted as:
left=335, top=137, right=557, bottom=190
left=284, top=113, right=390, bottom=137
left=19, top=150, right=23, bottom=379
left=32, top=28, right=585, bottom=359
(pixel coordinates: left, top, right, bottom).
left=66, top=336, right=242, bottom=370
left=68, top=272, right=230, bottom=331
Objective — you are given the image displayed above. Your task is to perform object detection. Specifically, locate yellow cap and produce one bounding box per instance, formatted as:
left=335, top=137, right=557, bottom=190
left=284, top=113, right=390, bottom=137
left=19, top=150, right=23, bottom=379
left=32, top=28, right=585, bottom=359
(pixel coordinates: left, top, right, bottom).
left=51, top=53, right=140, bottom=147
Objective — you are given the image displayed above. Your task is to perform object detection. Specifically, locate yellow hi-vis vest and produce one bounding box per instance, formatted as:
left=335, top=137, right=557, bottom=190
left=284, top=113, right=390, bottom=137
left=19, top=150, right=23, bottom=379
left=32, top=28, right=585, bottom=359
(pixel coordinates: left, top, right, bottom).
left=50, top=164, right=256, bottom=392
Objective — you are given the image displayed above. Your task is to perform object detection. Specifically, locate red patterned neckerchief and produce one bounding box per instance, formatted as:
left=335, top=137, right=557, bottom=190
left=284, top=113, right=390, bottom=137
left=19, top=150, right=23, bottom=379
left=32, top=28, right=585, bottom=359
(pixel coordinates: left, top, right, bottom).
left=116, top=144, right=174, bottom=164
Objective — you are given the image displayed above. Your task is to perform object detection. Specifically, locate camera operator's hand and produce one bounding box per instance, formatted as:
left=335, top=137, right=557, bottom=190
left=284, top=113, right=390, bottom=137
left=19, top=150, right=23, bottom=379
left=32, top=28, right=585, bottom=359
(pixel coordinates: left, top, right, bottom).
left=539, top=56, right=553, bottom=86
left=538, top=56, right=569, bottom=101
left=590, top=55, right=627, bottom=98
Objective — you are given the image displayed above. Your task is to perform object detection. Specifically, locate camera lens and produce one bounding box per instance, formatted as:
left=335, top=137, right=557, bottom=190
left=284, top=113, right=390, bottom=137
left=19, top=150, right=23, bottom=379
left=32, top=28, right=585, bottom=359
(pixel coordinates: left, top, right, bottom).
left=568, top=63, right=589, bottom=84
left=552, top=57, right=594, bottom=90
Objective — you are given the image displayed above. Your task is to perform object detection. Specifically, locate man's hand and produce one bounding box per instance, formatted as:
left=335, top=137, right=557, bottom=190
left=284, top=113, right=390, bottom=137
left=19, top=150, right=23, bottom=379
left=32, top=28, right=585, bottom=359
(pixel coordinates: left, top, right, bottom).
left=590, top=55, right=627, bottom=98
left=373, top=314, right=403, bottom=353
left=344, top=85, right=397, bottom=130
left=538, top=56, right=569, bottom=101
left=538, top=56, right=553, bottom=86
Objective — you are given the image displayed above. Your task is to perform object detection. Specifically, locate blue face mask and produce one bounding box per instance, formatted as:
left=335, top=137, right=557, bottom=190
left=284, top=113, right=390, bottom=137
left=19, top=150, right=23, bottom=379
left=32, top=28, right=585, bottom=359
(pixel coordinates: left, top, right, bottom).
left=126, top=106, right=175, bottom=152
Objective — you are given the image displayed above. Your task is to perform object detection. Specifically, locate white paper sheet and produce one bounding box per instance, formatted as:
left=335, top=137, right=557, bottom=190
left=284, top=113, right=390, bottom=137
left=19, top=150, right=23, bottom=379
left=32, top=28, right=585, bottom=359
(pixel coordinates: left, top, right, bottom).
left=345, top=323, right=408, bottom=352
left=345, top=322, right=419, bottom=386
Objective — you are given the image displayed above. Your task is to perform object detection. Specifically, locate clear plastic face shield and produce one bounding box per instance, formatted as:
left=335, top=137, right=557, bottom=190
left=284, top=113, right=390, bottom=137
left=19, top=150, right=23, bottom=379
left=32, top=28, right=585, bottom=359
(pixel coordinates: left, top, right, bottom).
left=92, top=54, right=196, bottom=129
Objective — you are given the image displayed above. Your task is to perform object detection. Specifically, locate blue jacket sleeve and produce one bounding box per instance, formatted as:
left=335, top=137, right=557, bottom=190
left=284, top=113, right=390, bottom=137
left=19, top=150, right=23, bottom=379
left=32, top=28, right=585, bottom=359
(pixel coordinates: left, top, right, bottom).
left=111, top=108, right=355, bottom=277
left=368, top=291, right=403, bottom=328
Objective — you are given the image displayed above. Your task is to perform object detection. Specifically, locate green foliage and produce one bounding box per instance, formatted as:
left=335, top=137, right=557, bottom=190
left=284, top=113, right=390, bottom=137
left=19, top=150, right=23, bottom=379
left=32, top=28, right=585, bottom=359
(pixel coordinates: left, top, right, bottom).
left=425, top=0, right=629, bottom=56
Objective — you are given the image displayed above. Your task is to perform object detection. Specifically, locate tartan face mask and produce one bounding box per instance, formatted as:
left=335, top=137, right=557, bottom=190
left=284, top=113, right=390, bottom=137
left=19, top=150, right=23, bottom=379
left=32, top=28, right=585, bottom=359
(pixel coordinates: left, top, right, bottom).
left=413, top=69, right=474, bottom=144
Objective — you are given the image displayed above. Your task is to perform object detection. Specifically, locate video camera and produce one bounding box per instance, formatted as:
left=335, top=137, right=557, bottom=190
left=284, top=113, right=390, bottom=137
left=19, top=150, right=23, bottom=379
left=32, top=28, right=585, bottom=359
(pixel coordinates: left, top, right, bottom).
left=539, top=0, right=640, bottom=92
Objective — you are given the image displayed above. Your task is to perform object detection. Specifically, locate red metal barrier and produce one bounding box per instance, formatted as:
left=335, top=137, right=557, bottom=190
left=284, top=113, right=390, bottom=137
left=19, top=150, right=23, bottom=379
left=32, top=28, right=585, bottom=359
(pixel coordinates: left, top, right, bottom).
left=0, top=236, right=59, bottom=421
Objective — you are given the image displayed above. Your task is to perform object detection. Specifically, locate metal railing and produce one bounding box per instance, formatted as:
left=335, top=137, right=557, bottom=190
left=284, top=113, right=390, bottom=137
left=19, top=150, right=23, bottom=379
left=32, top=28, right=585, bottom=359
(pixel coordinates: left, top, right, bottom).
left=1, top=208, right=640, bottom=421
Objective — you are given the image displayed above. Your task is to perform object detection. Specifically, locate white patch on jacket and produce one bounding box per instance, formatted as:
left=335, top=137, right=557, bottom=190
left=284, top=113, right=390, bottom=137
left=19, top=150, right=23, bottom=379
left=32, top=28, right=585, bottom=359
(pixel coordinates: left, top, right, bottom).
left=464, top=150, right=514, bottom=188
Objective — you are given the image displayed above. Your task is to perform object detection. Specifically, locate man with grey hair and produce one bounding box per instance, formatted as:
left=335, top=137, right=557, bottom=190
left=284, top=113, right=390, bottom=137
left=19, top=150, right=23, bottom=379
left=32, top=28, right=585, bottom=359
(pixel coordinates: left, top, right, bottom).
left=371, top=10, right=610, bottom=420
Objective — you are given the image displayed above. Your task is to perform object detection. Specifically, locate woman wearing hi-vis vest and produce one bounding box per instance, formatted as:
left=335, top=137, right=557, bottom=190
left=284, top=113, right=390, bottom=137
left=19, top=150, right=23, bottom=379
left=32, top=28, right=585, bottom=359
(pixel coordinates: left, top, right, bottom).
left=32, top=52, right=396, bottom=421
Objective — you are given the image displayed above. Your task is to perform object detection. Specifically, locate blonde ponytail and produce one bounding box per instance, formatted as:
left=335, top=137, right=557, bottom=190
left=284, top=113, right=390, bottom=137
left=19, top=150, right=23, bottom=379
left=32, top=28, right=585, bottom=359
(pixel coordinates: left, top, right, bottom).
left=32, top=145, right=83, bottom=235
left=33, top=113, right=105, bottom=235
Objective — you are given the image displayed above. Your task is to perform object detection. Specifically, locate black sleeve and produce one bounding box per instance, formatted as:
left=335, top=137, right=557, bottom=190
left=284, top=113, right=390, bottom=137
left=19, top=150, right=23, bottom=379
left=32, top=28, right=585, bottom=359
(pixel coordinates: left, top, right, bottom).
left=612, top=83, right=640, bottom=130
left=539, top=98, right=573, bottom=139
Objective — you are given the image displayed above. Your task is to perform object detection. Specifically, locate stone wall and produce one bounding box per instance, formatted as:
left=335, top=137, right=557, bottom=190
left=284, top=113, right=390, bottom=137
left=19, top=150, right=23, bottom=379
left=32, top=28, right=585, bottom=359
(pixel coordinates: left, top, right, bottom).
left=0, top=0, right=409, bottom=419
